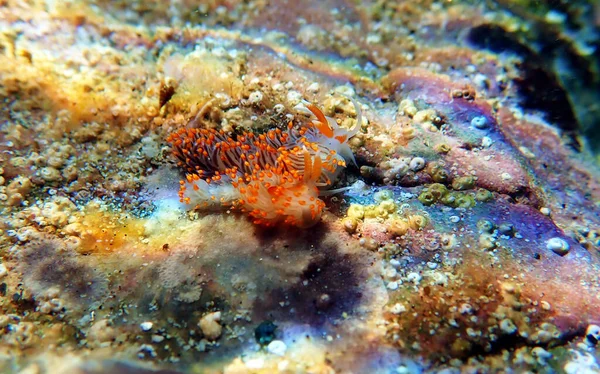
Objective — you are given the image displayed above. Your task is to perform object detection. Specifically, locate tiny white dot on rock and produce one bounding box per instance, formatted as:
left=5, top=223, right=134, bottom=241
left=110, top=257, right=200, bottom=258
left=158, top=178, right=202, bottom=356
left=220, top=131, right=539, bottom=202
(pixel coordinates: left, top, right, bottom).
left=546, top=237, right=570, bottom=256
left=267, top=340, right=287, bottom=356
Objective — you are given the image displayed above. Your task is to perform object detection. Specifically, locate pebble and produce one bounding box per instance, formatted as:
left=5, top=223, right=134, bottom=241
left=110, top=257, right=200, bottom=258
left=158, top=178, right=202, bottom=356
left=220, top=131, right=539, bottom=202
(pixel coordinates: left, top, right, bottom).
left=138, top=344, right=157, bottom=358
left=545, top=10, right=566, bottom=24
left=306, top=82, right=320, bottom=92
left=479, top=234, right=497, bottom=251
left=585, top=324, right=600, bottom=346
left=267, top=340, right=287, bottom=356
left=406, top=272, right=421, bottom=284
left=140, top=321, right=153, bottom=332
left=481, top=136, right=493, bottom=148
left=0, top=263, right=7, bottom=278
left=531, top=347, right=552, bottom=364
left=389, top=259, right=401, bottom=267
left=431, top=272, right=448, bottom=286
left=342, top=217, right=358, bottom=234
left=459, top=303, right=473, bottom=315
left=199, top=311, right=222, bottom=341
left=385, top=267, right=397, bottom=279
left=389, top=303, right=407, bottom=314
left=546, top=237, right=570, bottom=256
left=541, top=301, right=551, bottom=311
left=473, top=73, right=489, bottom=89
left=498, top=223, right=515, bottom=237
left=151, top=335, right=164, bottom=343
left=286, top=91, right=302, bottom=104
left=499, top=318, right=517, bottom=334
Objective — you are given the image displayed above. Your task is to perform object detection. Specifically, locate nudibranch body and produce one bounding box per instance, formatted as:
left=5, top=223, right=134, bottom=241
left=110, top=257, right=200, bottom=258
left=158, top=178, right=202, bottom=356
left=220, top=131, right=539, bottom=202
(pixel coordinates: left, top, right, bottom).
left=167, top=99, right=362, bottom=228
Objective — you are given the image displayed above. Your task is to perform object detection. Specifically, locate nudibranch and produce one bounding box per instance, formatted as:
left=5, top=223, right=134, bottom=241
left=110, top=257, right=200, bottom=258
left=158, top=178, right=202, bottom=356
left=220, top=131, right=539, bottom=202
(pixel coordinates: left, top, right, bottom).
left=167, top=99, right=362, bottom=228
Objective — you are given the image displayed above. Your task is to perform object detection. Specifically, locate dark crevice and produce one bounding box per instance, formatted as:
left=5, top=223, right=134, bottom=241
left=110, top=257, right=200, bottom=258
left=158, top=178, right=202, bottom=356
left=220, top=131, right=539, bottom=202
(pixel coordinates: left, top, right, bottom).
left=459, top=325, right=586, bottom=366
left=504, top=186, right=544, bottom=209
left=466, top=24, right=583, bottom=151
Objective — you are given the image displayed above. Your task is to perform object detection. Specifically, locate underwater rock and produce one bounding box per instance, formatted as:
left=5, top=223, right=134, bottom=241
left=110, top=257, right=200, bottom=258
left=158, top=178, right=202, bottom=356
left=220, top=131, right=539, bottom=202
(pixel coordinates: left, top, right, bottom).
left=198, top=311, right=222, bottom=341
left=0, top=0, right=599, bottom=373
left=16, top=238, right=108, bottom=318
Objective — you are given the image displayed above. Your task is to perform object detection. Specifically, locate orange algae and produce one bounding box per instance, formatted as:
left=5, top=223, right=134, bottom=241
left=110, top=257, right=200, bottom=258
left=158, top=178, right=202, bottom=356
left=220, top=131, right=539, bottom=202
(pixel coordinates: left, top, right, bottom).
left=76, top=209, right=145, bottom=254
left=167, top=100, right=362, bottom=227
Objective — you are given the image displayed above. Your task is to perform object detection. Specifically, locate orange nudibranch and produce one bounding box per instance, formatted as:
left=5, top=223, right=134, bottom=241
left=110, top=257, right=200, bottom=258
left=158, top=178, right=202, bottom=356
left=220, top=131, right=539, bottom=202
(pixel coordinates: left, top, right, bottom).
left=167, top=99, right=362, bottom=227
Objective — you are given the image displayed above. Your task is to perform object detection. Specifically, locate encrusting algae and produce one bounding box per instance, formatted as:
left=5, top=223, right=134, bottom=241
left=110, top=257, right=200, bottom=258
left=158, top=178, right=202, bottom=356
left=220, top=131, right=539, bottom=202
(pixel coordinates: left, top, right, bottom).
left=167, top=100, right=362, bottom=227
left=2, top=1, right=600, bottom=372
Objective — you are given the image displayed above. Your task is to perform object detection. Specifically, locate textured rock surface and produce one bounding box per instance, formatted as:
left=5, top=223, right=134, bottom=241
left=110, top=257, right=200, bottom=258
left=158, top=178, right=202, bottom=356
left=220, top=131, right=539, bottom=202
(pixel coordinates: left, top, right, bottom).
left=0, top=0, right=599, bottom=373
